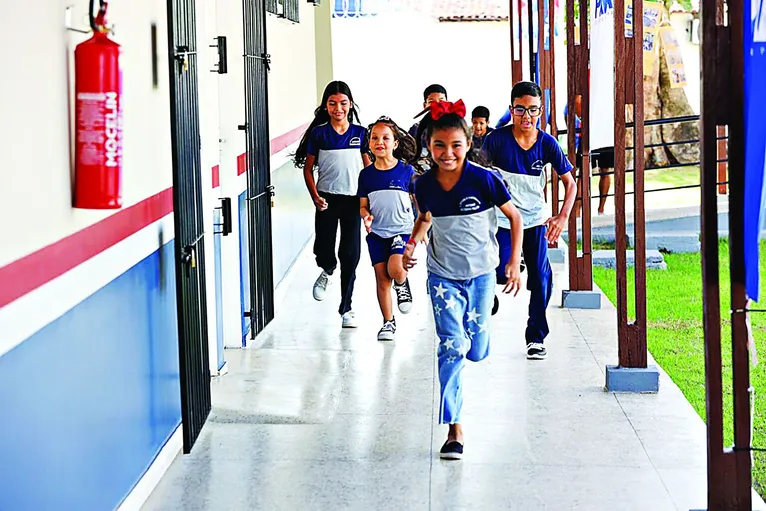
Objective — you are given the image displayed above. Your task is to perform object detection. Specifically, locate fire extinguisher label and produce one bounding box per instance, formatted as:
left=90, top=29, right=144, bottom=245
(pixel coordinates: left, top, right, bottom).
left=76, top=91, right=122, bottom=168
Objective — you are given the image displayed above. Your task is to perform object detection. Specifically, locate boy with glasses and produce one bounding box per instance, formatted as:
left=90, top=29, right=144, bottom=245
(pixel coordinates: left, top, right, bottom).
left=482, top=81, right=577, bottom=360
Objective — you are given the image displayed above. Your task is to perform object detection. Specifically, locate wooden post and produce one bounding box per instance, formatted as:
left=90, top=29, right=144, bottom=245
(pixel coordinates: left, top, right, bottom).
left=717, top=125, right=728, bottom=194
left=547, top=0, right=559, bottom=213
left=565, top=0, right=593, bottom=290
left=700, top=0, right=752, bottom=503
left=614, top=0, right=648, bottom=368
left=527, top=0, right=537, bottom=80
left=537, top=0, right=548, bottom=132
left=510, top=0, right=524, bottom=83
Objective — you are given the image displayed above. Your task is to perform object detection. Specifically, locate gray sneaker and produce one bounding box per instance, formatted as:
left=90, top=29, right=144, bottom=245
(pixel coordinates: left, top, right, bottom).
left=342, top=310, right=358, bottom=328
left=313, top=271, right=331, bottom=301
left=377, top=318, right=396, bottom=341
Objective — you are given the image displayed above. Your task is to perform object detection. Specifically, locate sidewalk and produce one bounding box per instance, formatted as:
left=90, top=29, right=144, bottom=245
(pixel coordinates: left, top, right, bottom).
left=143, top=242, right=765, bottom=510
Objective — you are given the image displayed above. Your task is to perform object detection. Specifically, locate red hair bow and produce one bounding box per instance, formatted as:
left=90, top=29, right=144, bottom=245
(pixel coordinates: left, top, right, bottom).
left=428, top=99, right=466, bottom=120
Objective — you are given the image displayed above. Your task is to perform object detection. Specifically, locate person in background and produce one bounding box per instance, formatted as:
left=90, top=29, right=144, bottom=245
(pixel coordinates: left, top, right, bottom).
left=409, top=84, right=448, bottom=174
left=294, top=81, right=372, bottom=329
left=470, top=105, right=494, bottom=152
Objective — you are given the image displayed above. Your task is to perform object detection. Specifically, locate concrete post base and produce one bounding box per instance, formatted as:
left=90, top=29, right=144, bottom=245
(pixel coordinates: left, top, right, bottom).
left=561, top=290, right=602, bottom=309
left=605, top=365, right=660, bottom=393
left=548, top=247, right=567, bottom=264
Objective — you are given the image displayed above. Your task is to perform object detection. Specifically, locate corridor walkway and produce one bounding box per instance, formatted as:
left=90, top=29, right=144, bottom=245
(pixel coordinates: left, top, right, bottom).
left=144, top=244, right=766, bottom=510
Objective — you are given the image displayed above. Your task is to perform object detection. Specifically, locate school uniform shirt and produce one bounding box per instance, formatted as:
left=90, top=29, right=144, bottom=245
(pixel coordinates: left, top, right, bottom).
left=472, top=126, right=495, bottom=152
left=357, top=161, right=416, bottom=239
left=483, top=127, right=573, bottom=230
left=562, top=104, right=582, bottom=152
left=306, top=123, right=368, bottom=196
left=415, top=161, right=512, bottom=280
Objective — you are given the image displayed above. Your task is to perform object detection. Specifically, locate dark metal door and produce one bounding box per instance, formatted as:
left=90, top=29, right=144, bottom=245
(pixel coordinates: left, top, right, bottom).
left=167, top=0, right=211, bottom=453
left=241, top=0, right=275, bottom=338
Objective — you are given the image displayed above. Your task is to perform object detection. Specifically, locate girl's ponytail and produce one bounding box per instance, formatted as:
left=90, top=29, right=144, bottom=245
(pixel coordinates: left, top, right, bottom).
left=366, top=117, right=418, bottom=164
left=410, top=115, right=434, bottom=174
left=292, top=108, right=330, bottom=168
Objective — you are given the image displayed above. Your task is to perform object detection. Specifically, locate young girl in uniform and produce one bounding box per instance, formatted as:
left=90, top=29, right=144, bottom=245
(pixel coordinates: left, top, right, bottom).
left=358, top=117, right=418, bottom=341
left=294, top=81, right=372, bottom=328
left=402, top=100, right=524, bottom=459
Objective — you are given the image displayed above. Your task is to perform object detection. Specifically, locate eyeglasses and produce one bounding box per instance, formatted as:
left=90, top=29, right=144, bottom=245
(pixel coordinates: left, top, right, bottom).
left=512, top=105, right=543, bottom=117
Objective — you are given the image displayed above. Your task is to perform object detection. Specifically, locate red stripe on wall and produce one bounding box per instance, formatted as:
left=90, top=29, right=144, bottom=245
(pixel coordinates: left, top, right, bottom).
left=2, top=124, right=308, bottom=305
left=271, top=122, right=309, bottom=155
left=236, top=153, right=247, bottom=176
left=225, top=124, right=308, bottom=183
left=0, top=188, right=174, bottom=309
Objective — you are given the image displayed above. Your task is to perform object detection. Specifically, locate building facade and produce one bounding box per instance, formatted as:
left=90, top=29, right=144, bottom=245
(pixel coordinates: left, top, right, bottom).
left=0, top=0, right=331, bottom=508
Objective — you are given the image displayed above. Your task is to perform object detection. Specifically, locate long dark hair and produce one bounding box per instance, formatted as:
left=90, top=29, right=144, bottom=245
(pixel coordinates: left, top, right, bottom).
left=411, top=108, right=489, bottom=171
left=293, top=81, right=361, bottom=168
left=367, top=117, right=417, bottom=163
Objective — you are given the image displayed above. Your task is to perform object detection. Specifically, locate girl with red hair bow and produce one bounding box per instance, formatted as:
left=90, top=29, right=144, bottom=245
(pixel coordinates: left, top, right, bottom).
left=402, top=100, right=524, bottom=460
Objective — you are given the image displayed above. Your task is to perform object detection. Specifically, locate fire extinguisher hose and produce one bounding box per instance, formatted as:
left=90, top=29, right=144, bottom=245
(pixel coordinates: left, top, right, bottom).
left=88, top=0, right=107, bottom=33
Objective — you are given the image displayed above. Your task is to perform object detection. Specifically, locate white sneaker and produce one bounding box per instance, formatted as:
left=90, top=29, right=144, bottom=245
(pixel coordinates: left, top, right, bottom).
left=341, top=311, right=358, bottom=328
left=313, top=271, right=331, bottom=301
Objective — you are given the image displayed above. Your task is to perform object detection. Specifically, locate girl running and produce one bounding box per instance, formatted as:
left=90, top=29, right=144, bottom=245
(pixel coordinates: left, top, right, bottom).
left=358, top=117, right=418, bottom=341
left=294, top=81, right=371, bottom=328
left=403, top=100, right=524, bottom=460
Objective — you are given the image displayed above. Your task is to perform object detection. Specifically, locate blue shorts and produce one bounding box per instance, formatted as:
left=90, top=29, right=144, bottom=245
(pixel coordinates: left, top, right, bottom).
left=366, top=232, right=410, bottom=266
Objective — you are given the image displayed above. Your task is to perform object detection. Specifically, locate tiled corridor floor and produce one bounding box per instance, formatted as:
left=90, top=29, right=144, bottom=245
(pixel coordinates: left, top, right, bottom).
left=143, top=244, right=766, bottom=510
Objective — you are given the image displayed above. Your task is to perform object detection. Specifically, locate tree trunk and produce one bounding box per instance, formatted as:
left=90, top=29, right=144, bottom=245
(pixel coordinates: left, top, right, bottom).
left=643, top=13, right=700, bottom=167
left=657, top=30, right=700, bottom=164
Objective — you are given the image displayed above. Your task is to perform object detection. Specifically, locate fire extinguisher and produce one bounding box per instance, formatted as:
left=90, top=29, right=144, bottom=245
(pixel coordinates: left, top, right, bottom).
left=74, top=0, right=123, bottom=209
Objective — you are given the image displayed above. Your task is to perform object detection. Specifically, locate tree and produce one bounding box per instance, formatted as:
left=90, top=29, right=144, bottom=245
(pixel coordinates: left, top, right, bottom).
left=642, top=1, right=700, bottom=167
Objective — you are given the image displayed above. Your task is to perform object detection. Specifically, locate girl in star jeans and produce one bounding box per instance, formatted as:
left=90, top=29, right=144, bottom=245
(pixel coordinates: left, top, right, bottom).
left=402, top=100, right=524, bottom=460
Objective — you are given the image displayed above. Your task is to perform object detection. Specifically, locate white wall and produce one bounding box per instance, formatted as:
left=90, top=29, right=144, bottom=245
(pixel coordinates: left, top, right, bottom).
left=267, top=3, right=320, bottom=138
left=196, top=0, right=223, bottom=371
left=0, top=0, right=173, bottom=267
left=331, top=14, right=512, bottom=131
left=214, top=0, right=326, bottom=348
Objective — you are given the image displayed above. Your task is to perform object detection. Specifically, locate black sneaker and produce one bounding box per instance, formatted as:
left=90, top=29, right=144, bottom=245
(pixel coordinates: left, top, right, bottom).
left=377, top=318, right=396, bottom=341
left=526, top=342, right=547, bottom=360
left=393, top=278, right=413, bottom=314
left=439, top=440, right=464, bottom=460
left=492, top=295, right=499, bottom=316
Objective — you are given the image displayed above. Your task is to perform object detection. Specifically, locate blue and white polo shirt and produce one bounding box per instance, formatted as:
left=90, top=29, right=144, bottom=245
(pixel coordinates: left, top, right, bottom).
left=357, top=161, right=416, bottom=238
left=483, top=127, right=573, bottom=229
left=306, top=123, right=368, bottom=196
left=415, top=161, right=512, bottom=280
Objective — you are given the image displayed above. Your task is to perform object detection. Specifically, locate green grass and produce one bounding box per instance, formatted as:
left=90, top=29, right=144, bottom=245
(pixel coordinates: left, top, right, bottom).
left=576, top=240, right=621, bottom=251
left=593, top=240, right=766, bottom=497
left=584, top=164, right=701, bottom=191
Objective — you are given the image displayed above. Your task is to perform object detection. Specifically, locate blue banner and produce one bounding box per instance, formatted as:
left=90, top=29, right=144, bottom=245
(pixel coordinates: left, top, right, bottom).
left=744, top=0, right=766, bottom=301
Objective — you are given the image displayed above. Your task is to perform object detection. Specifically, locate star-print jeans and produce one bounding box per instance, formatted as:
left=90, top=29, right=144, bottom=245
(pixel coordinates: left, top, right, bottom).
left=428, top=271, right=495, bottom=424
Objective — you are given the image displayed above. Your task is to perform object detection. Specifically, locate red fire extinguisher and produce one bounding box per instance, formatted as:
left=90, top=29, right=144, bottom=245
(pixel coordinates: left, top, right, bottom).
left=74, top=0, right=123, bottom=209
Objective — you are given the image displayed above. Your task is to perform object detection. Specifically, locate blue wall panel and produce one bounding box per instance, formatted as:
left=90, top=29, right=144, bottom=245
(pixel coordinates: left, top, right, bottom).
left=213, top=209, right=226, bottom=369
left=271, top=160, right=315, bottom=286
left=239, top=191, right=251, bottom=343
left=0, top=242, right=181, bottom=511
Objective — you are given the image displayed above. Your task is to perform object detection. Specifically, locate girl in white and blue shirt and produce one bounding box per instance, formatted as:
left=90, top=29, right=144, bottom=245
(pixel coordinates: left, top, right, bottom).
left=403, top=100, right=524, bottom=460
left=294, top=81, right=371, bottom=328
left=358, top=117, right=418, bottom=341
